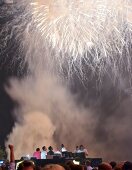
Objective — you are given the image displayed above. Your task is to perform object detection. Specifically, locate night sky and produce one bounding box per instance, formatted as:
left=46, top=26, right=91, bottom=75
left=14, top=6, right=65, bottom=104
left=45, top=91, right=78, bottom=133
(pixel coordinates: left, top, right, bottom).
left=0, top=3, right=25, bottom=146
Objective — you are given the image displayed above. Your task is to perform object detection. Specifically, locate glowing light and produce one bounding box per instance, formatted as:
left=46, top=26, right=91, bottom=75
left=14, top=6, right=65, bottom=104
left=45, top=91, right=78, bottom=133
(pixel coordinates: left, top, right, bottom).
left=30, top=0, right=132, bottom=60
left=2, top=0, right=131, bottom=79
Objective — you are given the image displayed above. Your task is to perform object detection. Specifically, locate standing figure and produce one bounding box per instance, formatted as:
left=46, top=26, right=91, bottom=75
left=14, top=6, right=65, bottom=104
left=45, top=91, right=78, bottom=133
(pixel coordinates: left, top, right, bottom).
left=41, top=146, right=47, bottom=159
left=33, top=148, right=41, bottom=159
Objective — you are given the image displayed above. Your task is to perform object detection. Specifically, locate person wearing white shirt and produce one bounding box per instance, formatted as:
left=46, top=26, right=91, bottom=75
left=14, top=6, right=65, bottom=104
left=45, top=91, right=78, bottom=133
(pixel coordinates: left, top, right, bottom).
left=61, top=144, right=67, bottom=152
left=78, top=145, right=88, bottom=157
left=41, top=146, right=47, bottom=159
left=74, top=146, right=80, bottom=153
left=54, top=147, right=62, bottom=156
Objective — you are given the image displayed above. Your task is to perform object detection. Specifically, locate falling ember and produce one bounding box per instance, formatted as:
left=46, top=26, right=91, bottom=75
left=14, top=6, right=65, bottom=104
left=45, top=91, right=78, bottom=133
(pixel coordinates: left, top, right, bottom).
left=1, top=0, right=131, bottom=77
left=30, top=0, right=132, bottom=60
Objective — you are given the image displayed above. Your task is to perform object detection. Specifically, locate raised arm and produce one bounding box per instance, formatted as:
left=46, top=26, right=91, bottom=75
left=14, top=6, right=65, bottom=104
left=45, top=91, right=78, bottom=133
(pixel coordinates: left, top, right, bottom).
left=8, top=144, right=15, bottom=162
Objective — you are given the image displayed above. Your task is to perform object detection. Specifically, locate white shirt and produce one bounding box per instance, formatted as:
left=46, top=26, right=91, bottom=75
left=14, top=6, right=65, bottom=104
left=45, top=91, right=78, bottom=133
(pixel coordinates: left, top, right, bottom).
left=54, top=151, right=62, bottom=155
left=77, top=149, right=84, bottom=153
left=41, top=151, right=47, bottom=159
left=61, top=147, right=67, bottom=152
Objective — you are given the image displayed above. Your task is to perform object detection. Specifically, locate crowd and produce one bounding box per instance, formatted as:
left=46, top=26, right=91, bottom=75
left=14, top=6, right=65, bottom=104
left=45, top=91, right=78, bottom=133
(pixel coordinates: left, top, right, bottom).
left=0, top=145, right=132, bottom=170
left=33, top=144, right=88, bottom=159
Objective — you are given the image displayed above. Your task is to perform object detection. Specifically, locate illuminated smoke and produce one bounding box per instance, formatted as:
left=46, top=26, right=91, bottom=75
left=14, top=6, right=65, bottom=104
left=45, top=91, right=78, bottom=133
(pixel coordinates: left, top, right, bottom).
left=5, top=74, right=95, bottom=159
left=6, top=111, right=55, bottom=158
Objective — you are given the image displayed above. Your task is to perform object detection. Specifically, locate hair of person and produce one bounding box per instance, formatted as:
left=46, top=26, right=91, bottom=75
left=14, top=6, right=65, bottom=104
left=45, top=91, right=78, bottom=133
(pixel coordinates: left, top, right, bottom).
left=61, top=144, right=64, bottom=148
left=110, top=161, right=117, bottom=169
left=59, top=164, right=71, bottom=170
left=48, top=146, right=53, bottom=151
left=36, top=148, right=40, bottom=152
left=69, top=165, right=84, bottom=170
left=17, top=160, right=35, bottom=170
left=65, top=160, right=74, bottom=166
left=79, top=145, right=83, bottom=148
left=42, top=164, right=65, bottom=170
left=98, top=163, right=112, bottom=170
left=122, top=161, right=132, bottom=170
left=42, top=146, right=46, bottom=150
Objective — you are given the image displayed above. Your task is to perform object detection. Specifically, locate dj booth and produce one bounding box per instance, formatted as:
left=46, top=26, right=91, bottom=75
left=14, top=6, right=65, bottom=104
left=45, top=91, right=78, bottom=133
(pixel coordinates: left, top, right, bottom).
left=16, top=153, right=102, bottom=168
left=32, top=158, right=102, bottom=167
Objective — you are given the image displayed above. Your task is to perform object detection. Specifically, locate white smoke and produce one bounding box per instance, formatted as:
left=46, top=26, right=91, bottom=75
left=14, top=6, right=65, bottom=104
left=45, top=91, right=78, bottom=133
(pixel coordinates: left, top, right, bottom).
left=6, top=111, right=55, bottom=158
left=5, top=74, right=96, bottom=159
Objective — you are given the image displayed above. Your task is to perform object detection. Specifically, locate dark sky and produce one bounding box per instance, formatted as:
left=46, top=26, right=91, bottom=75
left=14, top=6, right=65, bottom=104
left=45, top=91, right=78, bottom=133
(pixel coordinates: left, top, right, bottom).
left=0, top=71, right=16, bottom=147
left=0, top=39, right=23, bottom=147
left=0, top=3, right=25, bottom=146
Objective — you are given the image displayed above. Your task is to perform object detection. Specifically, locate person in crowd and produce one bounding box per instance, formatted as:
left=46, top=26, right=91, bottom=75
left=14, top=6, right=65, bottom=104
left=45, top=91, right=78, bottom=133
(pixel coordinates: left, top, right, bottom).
left=74, top=146, right=79, bottom=153
left=47, top=146, right=54, bottom=155
left=110, top=161, right=117, bottom=170
left=17, top=161, right=35, bottom=170
left=8, top=144, right=15, bottom=170
left=41, top=146, right=47, bottom=159
left=98, top=162, right=112, bottom=170
left=42, top=164, right=65, bottom=170
left=66, top=160, right=85, bottom=170
left=54, top=147, right=62, bottom=156
left=8, top=144, right=35, bottom=170
left=115, top=161, right=125, bottom=170
left=86, top=161, right=92, bottom=170
left=78, top=145, right=88, bottom=157
left=33, top=148, right=41, bottom=159
left=122, top=161, right=132, bottom=170
left=61, top=144, right=67, bottom=153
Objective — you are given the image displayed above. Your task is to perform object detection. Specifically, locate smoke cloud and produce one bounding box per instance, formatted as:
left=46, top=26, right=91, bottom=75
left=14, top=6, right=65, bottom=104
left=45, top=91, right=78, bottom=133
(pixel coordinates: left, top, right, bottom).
left=5, top=74, right=96, bottom=159
left=6, top=111, right=55, bottom=158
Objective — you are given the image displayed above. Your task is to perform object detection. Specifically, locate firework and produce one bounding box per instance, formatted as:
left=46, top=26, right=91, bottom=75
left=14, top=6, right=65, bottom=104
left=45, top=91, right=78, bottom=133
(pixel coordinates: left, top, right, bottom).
left=1, top=0, right=132, bottom=78
left=30, top=0, right=132, bottom=60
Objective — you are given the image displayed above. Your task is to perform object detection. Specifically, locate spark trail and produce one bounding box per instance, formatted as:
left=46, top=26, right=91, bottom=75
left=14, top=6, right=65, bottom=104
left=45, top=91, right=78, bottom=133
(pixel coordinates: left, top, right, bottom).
left=1, top=0, right=132, bottom=79
left=30, top=0, right=132, bottom=71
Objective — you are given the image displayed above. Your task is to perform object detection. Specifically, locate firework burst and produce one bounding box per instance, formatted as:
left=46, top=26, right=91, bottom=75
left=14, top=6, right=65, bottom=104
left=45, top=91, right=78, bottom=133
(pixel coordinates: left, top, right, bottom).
left=30, top=0, right=131, bottom=60
left=1, top=0, right=132, bottom=79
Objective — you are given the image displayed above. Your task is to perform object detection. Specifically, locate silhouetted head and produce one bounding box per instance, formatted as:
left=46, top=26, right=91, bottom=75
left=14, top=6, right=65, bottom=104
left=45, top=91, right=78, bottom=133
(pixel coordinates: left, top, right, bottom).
left=76, top=146, right=79, bottom=150
left=36, top=148, right=40, bottom=152
left=17, top=160, right=35, bottom=170
left=122, top=161, right=132, bottom=170
left=110, top=161, right=117, bottom=169
left=61, top=144, right=64, bottom=148
left=42, top=146, right=46, bottom=151
left=48, top=146, right=53, bottom=151
left=98, top=162, right=112, bottom=170
left=42, top=164, right=65, bottom=170
left=79, top=145, right=84, bottom=150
